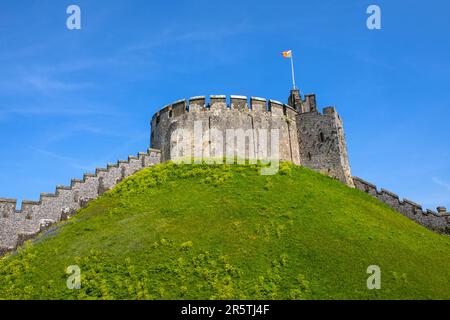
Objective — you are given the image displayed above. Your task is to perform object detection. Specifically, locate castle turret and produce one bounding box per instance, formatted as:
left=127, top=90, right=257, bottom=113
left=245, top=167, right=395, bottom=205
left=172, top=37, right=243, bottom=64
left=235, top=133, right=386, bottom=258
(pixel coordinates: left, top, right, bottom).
left=303, top=94, right=317, bottom=113
left=150, top=92, right=353, bottom=186
left=288, top=89, right=303, bottom=112
left=295, top=96, right=354, bottom=186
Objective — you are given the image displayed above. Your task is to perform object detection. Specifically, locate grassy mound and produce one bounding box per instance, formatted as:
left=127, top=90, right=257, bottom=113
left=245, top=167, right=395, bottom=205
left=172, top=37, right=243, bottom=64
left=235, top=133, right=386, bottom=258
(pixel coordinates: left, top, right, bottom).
left=1, top=162, right=449, bottom=300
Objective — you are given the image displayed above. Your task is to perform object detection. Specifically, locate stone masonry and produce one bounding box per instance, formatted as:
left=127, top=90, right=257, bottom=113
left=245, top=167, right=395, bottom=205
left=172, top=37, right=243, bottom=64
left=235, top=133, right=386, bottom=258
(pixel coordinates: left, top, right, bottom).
left=150, top=90, right=449, bottom=234
left=352, top=177, right=449, bottom=234
left=0, top=149, right=161, bottom=256
left=1, top=90, right=449, bottom=257
left=151, top=90, right=353, bottom=186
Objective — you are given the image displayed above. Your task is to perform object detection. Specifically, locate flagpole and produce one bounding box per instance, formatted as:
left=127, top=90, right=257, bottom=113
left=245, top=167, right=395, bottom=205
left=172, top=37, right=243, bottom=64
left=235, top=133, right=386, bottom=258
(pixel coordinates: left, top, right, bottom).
left=290, top=54, right=296, bottom=90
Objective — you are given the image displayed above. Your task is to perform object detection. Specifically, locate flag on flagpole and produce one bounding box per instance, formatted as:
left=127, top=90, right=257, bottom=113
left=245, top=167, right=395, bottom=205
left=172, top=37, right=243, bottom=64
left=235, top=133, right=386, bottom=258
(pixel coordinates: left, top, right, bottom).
left=282, top=50, right=292, bottom=58
left=282, top=50, right=296, bottom=89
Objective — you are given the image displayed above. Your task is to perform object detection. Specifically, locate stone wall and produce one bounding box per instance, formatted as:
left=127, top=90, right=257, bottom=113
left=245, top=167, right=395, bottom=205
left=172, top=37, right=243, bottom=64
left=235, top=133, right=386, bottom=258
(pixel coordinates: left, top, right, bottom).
left=296, top=105, right=353, bottom=186
left=150, top=95, right=301, bottom=165
left=0, top=149, right=161, bottom=256
left=353, top=176, right=450, bottom=233
left=150, top=94, right=353, bottom=186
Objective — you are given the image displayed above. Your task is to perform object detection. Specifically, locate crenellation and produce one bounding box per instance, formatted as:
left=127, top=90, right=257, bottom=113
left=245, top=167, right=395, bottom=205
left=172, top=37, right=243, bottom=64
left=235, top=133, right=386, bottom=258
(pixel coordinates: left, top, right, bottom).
left=403, top=198, right=422, bottom=209
left=0, top=199, right=17, bottom=218
left=250, top=97, right=267, bottom=112
left=398, top=201, right=421, bottom=220
left=210, top=95, right=226, bottom=102
left=40, top=192, right=56, bottom=198
left=380, top=189, right=399, bottom=198
left=70, top=179, right=83, bottom=187
left=158, top=105, right=171, bottom=122
left=210, top=95, right=227, bottom=112
left=35, top=189, right=76, bottom=223
left=56, top=185, right=72, bottom=192
left=172, top=99, right=186, bottom=117
left=0, top=148, right=161, bottom=256
left=123, top=157, right=143, bottom=176
left=304, top=94, right=317, bottom=113
left=288, top=89, right=303, bottom=112
left=21, top=200, right=40, bottom=205
left=72, top=177, right=99, bottom=205
left=230, top=95, right=248, bottom=111
left=142, top=149, right=161, bottom=167
left=379, top=189, right=401, bottom=209
left=352, top=177, right=377, bottom=191
left=353, top=177, right=449, bottom=234
left=189, top=96, right=206, bottom=112
left=427, top=209, right=439, bottom=216
left=98, top=166, right=119, bottom=191
left=19, top=201, right=41, bottom=221
left=284, top=104, right=297, bottom=118
left=268, top=100, right=284, bottom=116
left=323, top=107, right=336, bottom=115
left=83, top=173, right=96, bottom=180
left=95, top=168, right=107, bottom=175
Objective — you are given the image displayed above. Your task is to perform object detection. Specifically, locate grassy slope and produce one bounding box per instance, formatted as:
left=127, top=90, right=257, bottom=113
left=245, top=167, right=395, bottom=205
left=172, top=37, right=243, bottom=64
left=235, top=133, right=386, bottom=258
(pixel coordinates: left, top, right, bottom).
left=0, top=162, right=449, bottom=300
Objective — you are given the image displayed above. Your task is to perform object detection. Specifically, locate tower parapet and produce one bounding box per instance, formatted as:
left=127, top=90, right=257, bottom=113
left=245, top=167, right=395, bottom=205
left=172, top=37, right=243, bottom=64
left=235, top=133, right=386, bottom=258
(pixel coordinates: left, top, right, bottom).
left=151, top=94, right=301, bottom=165
left=288, top=89, right=303, bottom=112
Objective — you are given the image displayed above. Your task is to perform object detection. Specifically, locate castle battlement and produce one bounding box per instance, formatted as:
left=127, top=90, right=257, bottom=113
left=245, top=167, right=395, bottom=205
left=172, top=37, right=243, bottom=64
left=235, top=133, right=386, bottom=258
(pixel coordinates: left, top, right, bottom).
left=151, top=94, right=309, bottom=120
left=0, top=149, right=161, bottom=256
left=147, top=90, right=449, bottom=235
left=352, top=176, right=450, bottom=231
left=150, top=91, right=353, bottom=187
left=1, top=89, right=448, bottom=258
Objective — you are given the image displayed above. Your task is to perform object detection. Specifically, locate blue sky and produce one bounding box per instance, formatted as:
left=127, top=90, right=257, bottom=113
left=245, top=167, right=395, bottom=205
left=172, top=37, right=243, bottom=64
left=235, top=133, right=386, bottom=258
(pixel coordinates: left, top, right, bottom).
left=0, top=0, right=449, bottom=210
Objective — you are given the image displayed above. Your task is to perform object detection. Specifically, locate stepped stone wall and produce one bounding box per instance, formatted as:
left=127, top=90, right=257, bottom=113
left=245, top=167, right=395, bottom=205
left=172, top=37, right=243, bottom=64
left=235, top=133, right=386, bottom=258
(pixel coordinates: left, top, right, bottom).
left=0, top=149, right=161, bottom=256
left=353, top=176, right=450, bottom=234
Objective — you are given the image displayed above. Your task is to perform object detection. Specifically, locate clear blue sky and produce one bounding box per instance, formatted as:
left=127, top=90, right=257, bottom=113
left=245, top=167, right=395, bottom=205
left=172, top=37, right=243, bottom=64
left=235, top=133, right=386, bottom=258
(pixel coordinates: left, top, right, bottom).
left=0, top=0, right=449, bottom=210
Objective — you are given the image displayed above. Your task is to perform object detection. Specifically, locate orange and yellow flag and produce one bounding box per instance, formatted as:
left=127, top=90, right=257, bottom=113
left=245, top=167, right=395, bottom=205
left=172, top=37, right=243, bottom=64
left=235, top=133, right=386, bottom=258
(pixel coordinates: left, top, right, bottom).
left=282, top=50, right=292, bottom=58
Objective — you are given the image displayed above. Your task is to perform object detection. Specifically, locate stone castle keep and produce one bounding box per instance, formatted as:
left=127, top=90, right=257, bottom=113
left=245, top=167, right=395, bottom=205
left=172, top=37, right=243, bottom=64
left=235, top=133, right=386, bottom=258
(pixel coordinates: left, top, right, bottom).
left=1, top=89, right=449, bottom=256
left=150, top=90, right=353, bottom=186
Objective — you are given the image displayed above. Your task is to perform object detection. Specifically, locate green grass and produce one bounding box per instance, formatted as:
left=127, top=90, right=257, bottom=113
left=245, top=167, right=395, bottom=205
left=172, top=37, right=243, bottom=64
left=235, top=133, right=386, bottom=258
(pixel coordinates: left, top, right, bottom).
left=1, top=162, right=449, bottom=299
